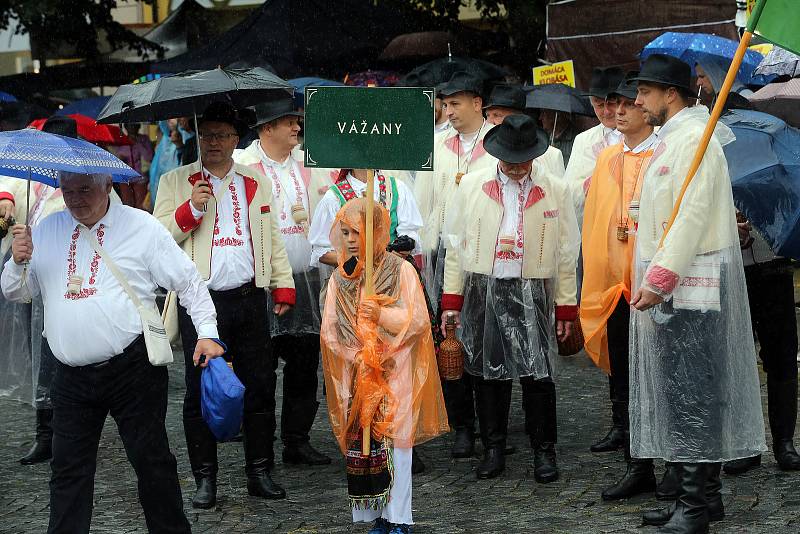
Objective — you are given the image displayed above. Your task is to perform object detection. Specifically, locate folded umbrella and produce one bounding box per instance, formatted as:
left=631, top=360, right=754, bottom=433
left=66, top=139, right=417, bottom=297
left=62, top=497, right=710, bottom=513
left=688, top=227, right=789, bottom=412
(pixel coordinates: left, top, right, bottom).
left=748, top=78, right=800, bottom=128
left=523, top=84, right=594, bottom=116
left=201, top=356, right=245, bottom=442
left=721, top=109, right=800, bottom=259
left=29, top=114, right=132, bottom=146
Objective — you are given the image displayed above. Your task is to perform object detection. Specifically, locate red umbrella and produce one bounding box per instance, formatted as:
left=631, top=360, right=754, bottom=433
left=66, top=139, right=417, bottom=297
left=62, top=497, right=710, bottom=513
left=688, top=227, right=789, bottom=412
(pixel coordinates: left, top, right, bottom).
left=28, top=113, right=133, bottom=145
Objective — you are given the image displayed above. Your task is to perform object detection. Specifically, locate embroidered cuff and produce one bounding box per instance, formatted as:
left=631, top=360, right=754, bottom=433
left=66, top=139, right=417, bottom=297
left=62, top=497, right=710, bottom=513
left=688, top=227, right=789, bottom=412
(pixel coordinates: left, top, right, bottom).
left=441, top=293, right=464, bottom=311
left=0, top=191, right=15, bottom=204
left=175, top=200, right=202, bottom=233
left=555, top=305, right=579, bottom=321
left=645, top=265, right=679, bottom=295
left=271, top=288, right=296, bottom=306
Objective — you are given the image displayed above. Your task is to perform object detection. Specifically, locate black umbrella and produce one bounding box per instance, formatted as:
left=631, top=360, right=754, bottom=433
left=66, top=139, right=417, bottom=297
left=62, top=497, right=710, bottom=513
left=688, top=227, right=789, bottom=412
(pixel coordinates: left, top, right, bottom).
left=406, top=56, right=509, bottom=86
left=523, top=84, right=594, bottom=116
left=96, top=67, right=292, bottom=124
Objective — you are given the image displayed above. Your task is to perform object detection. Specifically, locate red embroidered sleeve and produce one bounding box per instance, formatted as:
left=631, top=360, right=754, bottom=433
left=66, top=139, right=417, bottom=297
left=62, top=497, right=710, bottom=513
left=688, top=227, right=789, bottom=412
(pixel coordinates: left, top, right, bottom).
left=175, top=200, right=202, bottom=233
left=271, top=288, right=296, bottom=306
left=441, top=293, right=464, bottom=311
left=645, top=265, right=679, bottom=295
left=0, top=191, right=15, bottom=204
left=555, top=305, right=579, bottom=321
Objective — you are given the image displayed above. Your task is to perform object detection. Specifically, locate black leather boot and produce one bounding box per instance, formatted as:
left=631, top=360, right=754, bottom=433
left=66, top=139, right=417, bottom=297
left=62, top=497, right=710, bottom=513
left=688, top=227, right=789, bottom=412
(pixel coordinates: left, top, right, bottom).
left=281, top=399, right=331, bottom=466
left=656, top=462, right=680, bottom=500
left=602, top=444, right=655, bottom=501
left=532, top=442, right=559, bottom=483
left=591, top=378, right=626, bottom=453
left=644, top=463, right=723, bottom=526
left=19, top=409, right=53, bottom=465
left=474, top=378, right=509, bottom=479
left=521, top=378, right=559, bottom=483
left=411, top=448, right=426, bottom=475
left=722, top=454, right=761, bottom=475
left=451, top=428, right=475, bottom=459
left=653, top=463, right=710, bottom=534
left=444, top=374, right=476, bottom=458
left=243, top=412, right=286, bottom=500
left=184, top=417, right=218, bottom=509
left=768, top=377, right=800, bottom=471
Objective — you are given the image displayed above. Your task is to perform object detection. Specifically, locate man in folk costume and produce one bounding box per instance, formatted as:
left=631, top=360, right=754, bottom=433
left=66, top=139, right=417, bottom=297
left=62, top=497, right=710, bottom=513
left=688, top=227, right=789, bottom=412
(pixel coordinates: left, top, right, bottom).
left=233, top=97, right=332, bottom=467
left=320, top=198, right=448, bottom=534
left=441, top=115, right=580, bottom=481
left=628, top=54, right=766, bottom=533
left=412, top=71, right=495, bottom=461
left=154, top=102, right=296, bottom=508
left=564, top=67, right=625, bottom=222
left=483, top=84, right=566, bottom=178
left=580, top=73, right=661, bottom=500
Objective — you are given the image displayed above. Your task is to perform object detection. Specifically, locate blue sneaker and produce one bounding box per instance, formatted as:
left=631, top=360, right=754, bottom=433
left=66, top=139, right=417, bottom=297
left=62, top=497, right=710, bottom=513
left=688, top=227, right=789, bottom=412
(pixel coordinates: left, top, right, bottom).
left=368, top=518, right=390, bottom=534
left=388, top=524, right=412, bottom=534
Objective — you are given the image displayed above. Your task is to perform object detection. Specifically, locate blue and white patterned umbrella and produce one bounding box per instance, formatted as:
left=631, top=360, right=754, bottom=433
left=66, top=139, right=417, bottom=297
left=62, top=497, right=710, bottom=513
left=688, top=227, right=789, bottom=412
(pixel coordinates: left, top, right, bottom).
left=0, top=128, right=140, bottom=187
left=641, top=32, right=764, bottom=84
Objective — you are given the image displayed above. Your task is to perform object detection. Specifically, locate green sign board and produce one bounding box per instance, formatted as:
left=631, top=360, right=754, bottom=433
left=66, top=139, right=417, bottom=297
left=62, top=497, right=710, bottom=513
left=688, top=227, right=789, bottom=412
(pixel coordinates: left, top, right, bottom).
left=303, top=86, right=435, bottom=171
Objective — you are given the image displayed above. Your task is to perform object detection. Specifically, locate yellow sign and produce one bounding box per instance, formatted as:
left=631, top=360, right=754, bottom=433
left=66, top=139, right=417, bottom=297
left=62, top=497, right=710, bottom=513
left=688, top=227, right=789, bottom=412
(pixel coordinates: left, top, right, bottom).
left=532, top=60, right=576, bottom=88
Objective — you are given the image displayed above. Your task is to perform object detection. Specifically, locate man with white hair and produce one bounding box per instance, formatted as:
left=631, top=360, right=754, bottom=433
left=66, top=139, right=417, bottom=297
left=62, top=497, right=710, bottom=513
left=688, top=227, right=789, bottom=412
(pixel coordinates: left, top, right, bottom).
left=1, top=171, right=224, bottom=534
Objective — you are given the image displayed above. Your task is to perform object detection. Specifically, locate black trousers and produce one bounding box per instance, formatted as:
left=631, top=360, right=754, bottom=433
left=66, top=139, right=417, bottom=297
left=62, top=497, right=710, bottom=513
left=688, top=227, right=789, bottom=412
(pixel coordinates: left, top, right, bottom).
left=178, top=283, right=276, bottom=456
left=48, top=336, right=190, bottom=534
left=607, top=298, right=631, bottom=426
left=272, top=333, right=321, bottom=444
left=745, top=261, right=798, bottom=380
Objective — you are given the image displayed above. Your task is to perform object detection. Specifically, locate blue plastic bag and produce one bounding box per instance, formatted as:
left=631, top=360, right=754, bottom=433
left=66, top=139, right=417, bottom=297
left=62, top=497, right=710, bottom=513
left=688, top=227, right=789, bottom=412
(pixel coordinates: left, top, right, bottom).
left=201, top=356, right=245, bottom=442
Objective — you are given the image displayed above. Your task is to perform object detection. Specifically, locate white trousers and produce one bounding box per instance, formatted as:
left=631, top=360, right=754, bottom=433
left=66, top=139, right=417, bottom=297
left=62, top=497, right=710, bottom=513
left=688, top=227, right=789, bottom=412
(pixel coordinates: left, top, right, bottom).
left=352, top=447, right=413, bottom=525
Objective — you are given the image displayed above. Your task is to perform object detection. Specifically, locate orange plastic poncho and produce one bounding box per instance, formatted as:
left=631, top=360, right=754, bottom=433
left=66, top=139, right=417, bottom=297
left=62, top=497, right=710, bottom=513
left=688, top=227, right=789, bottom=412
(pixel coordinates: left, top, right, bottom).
left=580, top=144, right=653, bottom=373
left=320, top=197, right=449, bottom=454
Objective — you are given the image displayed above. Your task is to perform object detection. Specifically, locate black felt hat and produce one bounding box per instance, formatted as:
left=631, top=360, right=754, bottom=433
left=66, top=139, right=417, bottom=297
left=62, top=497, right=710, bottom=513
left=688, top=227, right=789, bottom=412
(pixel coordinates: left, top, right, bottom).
left=631, top=54, right=692, bottom=91
left=583, top=66, right=625, bottom=99
left=483, top=84, right=526, bottom=111
left=252, top=97, right=303, bottom=128
left=483, top=114, right=549, bottom=164
left=42, top=115, right=78, bottom=138
left=438, top=71, right=483, bottom=98
left=610, top=71, right=640, bottom=100
left=199, top=101, right=251, bottom=136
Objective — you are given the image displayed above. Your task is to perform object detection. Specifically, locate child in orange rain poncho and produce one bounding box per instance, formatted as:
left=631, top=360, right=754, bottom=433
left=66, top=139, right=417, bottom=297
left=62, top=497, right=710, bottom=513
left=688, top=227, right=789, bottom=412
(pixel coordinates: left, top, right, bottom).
left=320, top=198, right=448, bottom=534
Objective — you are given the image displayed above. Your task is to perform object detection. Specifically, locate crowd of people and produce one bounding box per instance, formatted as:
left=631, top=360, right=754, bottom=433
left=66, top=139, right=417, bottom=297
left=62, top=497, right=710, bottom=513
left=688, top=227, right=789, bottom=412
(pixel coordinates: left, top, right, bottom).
left=0, top=49, right=797, bottom=534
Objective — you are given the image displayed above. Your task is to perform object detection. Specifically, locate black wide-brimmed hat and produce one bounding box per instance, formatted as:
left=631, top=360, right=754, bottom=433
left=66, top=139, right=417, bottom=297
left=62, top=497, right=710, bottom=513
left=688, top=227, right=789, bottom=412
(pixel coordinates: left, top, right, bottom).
left=199, top=101, right=251, bottom=136
left=610, top=71, right=640, bottom=100
left=438, top=71, right=483, bottom=98
left=42, top=115, right=78, bottom=139
left=583, top=66, right=625, bottom=99
left=631, top=54, right=692, bottom=91
left=483, top=114, right=549, bottom=164
left=252, top=97, right=303, bottom=128
left=483, top=84, right=526, bottom=111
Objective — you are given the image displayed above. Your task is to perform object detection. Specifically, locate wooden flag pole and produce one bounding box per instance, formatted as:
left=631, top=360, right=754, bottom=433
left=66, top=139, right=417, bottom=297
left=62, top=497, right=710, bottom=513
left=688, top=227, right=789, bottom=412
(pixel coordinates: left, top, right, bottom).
left=658, top=4, right=764, bottom=247
left=362, top=168, right=375, bottom=456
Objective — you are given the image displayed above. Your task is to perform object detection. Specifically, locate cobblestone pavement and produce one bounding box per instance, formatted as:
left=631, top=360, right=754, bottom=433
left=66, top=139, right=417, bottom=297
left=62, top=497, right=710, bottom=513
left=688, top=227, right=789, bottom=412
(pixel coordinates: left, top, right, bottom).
left=1, top=353, right=798, bottom=534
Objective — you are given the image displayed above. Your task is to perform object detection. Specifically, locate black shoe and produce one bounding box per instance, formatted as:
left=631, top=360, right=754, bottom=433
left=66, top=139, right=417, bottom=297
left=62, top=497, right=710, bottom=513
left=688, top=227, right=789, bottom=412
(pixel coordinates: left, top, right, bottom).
left=411, top=449, right=425, bottom=475
left=19, top=409, right=53, bottom=465
left=602, top=460, right=655, bottom=501
left=192, top=477, right=217, bottom=509
left=655, top=463, right=710, bottom=534
left=722, top=454, right=760, bottom=475
left=451, top=428, right=475, bottom=459
left=247, top=471, right=286, bottom=500
left=656, top=462, right=680, bottom=501
left=476, top=447, right=505, bottom=479
left=774, top=439, right=800, bottom=471
left=590, top=427, right=626, bottom=453
left=282, top=442, right=331, bottom=466
left=533, top=442, right=559, bottom=483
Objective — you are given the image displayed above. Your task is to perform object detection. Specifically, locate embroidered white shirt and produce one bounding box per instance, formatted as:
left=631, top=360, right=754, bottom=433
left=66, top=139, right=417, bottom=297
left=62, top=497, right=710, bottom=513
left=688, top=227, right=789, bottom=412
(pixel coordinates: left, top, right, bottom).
left=493, top=170, right=532, bottom=279
left=1, top=203, right=218, bottom=366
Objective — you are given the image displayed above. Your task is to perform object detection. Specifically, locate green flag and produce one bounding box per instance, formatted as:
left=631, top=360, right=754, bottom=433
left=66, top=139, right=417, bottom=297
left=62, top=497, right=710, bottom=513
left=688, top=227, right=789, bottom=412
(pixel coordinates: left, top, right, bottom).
left=748, top=0, right=800, bottom=56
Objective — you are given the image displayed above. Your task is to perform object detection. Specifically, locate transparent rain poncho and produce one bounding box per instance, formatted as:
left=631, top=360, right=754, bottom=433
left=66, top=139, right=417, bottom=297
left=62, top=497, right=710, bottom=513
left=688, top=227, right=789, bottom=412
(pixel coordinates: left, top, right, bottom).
left=319, top=198, right=449, bottom=453
left=628, top=107, right=766, bottom=462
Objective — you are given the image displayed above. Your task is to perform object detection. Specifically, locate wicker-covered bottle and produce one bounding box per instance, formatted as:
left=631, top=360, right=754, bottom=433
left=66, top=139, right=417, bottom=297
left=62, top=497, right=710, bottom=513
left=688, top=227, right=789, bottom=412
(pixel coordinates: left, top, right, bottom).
left=437, top=313, right=464, bottom=380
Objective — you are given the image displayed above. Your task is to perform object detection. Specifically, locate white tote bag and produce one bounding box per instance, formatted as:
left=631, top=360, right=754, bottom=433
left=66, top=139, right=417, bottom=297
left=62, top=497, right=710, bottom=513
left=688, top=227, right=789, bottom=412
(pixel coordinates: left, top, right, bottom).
left=81, top=229, right=173, bottom=365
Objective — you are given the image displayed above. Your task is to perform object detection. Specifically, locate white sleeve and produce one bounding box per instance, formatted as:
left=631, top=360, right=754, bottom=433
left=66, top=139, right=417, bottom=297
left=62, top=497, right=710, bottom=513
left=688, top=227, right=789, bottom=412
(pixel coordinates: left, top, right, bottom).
left=395, top=180, right=423, bottom=254
left=0, top=257, right=39, bottom=302
left=147, top=221, right=218, bottom=339
left=308, top=191, right=339, bottom=268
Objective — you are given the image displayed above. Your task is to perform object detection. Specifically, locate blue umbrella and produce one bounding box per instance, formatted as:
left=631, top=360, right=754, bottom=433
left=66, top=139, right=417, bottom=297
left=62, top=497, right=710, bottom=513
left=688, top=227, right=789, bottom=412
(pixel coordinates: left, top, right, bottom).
left=288, top=77, right=343, bottom=108
left=0, top=91, right=17, bottom=102
left=720, top=109, right=800, bottom=259
left=56, top=96, right=111, bottom=119
left=641, top=32, right=764, bottom=84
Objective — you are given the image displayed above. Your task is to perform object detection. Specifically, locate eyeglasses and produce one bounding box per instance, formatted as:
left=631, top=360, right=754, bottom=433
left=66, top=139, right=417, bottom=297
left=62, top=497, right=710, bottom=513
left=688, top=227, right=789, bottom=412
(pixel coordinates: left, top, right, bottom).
left=198, top=132, right=238, bottom=142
